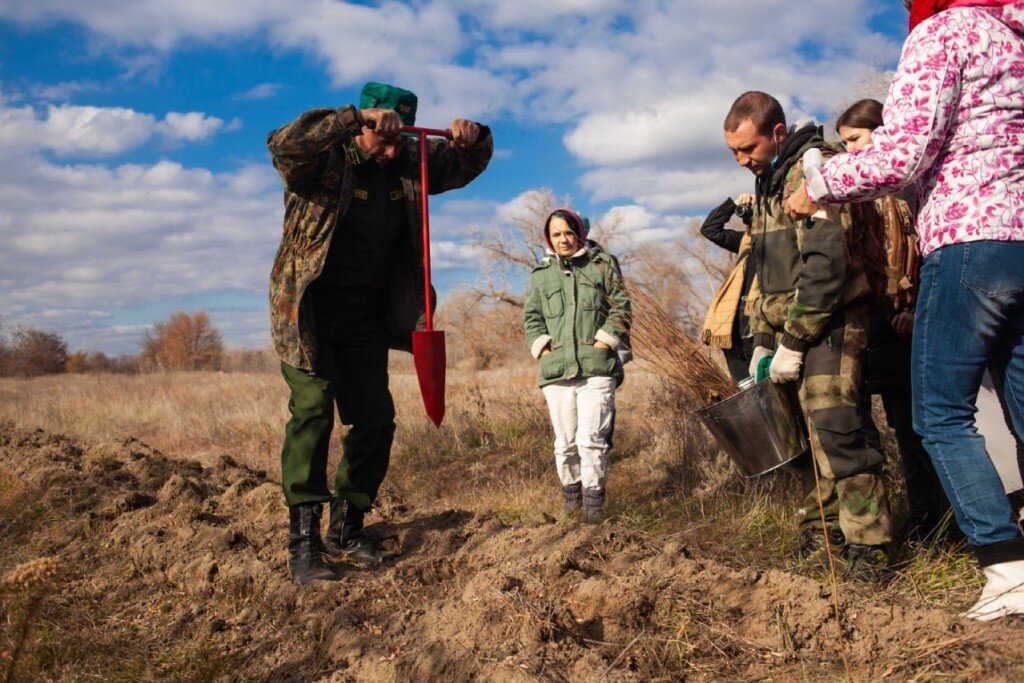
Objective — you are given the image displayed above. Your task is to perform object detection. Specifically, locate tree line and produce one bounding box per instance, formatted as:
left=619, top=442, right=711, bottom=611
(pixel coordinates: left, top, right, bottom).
left=0, top=311, right=249, bottom=377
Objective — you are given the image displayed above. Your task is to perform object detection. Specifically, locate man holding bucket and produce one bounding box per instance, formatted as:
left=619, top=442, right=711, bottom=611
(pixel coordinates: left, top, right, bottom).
left=267, top=83, right=493, bottom=584
left=722, top=91, right=892, bottom=581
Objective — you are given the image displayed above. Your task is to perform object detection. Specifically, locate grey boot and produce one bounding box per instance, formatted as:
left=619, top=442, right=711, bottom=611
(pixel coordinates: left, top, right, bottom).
left=323, top=498, right=396, bottom=566
left=288, top=503, right=340, bottom=585
left=562, top=482, right=582, bottom=513
left=582, top=487, right=605, bottom=524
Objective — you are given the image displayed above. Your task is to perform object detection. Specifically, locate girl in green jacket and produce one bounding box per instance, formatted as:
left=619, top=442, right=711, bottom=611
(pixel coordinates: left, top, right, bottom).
left=523, top=208, right=631, bottom=522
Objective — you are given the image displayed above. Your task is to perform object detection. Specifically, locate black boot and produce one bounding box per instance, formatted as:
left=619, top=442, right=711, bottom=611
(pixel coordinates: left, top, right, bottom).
left=288, top=503, right=340, bottom=585
left=582, top=487, right=604, bottom=524
left=323, top=498, right=396, bottom=566
left=562, top=482, right=582, bottom=513
left=795, top=526, right=846, bottom=563
left=843, top=544, right=891, bottom=583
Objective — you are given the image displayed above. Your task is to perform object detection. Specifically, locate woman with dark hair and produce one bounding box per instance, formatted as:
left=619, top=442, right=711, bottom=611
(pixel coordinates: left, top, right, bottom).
left=523, top=209, right=631, bottom=523
left=835, top=99, right=948, bottom=542
left=787, top=1, right=1024, bottom=620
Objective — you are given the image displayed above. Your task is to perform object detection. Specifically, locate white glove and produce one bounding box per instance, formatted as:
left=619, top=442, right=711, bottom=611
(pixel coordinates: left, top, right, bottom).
left=748, top=346, right=773, bottom=379
left=802, top=148, right=828, bottom=200
left=769, top=345, right=805, bottom=383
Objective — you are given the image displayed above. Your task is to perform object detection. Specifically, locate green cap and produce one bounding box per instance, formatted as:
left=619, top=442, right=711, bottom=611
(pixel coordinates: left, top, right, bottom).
left=358, top=82, right=417, bottom=126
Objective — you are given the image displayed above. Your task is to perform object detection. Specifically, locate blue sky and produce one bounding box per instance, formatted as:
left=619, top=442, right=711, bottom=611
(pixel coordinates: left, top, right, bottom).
left=0, top=1, right=909, bottom=354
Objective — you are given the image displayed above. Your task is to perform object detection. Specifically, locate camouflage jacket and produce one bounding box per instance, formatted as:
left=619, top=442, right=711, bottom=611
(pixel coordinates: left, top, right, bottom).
left=749, top=122, right=872, bottom=353
left=266, top=106, right=493, bottom=373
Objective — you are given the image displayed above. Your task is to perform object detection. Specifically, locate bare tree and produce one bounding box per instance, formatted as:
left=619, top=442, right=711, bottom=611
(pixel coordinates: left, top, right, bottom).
left=469, top=188, right=561, bottom=307
left=141, top=310, right=224, bottom=371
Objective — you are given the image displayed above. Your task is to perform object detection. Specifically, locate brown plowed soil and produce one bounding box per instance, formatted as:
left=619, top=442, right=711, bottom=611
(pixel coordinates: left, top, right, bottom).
left=2, top=420, right=1022, bottom=681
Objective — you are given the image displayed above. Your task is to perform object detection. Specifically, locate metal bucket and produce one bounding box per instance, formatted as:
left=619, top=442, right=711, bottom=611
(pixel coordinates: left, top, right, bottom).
left=696, top=380, right=808, bottom=477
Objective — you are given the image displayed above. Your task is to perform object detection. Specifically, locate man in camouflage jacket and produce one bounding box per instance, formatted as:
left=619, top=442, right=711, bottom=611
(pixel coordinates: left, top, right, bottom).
left=267, top=82, right=492, bottom=584
left=723, top=91, right=891, bottom=581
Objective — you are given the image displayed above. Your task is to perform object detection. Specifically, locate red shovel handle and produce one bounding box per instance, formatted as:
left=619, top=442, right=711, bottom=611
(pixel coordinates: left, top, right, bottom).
left=400, top=125, right=452, bottom=139
left=400, top=125, right=450, bottom=332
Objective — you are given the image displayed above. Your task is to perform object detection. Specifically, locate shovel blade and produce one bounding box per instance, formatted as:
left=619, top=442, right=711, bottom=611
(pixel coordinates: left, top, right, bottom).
left=412, top=330, right=446, bottom=427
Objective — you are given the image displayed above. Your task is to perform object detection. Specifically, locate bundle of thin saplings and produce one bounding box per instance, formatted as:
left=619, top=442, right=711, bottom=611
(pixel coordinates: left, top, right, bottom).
left=627, top=286, right=738, bottom=405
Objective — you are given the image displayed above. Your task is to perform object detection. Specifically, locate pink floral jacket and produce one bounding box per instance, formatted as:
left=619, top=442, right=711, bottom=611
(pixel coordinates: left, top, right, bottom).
left=808, top=4, right=1024, bottom=257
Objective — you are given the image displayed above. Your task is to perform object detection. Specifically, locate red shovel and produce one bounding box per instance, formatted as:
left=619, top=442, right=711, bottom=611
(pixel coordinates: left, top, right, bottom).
left=402, top=125, right=450, bottom=427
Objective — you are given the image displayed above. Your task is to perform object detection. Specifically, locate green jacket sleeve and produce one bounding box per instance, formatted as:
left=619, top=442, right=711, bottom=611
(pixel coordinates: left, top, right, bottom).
left=266, top=105, right=361, bottom=191
left=426, top=125, right=494, bottom=194
left=523, top=269, right=551, bottom=358
left=749, top=289, right=773, bottom=349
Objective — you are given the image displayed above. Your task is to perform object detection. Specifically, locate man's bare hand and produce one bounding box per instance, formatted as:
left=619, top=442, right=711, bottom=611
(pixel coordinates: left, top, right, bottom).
left=736, top=193, right=754, bottom=206
left=449, top=119, right=480, bottom=148
left=594, top=341, right=611, bottom=350
left=359, top=108, right=402, bottom=136
left=784, top=181, right=819, bottom=220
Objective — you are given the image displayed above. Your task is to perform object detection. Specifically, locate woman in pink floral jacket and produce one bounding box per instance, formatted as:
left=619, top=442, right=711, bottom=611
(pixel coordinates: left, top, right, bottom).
left=787, top=0, right=1024, bottom=621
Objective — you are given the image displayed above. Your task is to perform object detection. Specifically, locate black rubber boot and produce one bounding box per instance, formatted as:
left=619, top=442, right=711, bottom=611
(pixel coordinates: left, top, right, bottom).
left=562, top=482, right=582, bottom=513
left=288, top=503, right=340, bottom=585
left=323, top=498, right=395, bottom=566
left=582, top=487, right=604, bottom=524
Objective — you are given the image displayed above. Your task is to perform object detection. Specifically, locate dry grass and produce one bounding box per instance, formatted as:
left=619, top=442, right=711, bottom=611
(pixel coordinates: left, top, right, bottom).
left=628, top=287, right=738, bottom=406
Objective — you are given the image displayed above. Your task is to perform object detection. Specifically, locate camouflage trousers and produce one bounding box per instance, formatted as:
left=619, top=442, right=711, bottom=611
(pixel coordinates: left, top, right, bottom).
left=778, top=303, right=892, bottom=546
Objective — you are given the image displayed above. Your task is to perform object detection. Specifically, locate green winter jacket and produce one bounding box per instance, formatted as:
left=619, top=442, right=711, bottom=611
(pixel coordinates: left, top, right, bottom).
left=523, top=243, right=631, bottom=388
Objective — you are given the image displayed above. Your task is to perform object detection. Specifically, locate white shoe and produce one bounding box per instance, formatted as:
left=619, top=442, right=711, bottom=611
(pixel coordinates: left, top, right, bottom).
left=962, top=559, right=1024, bottom=621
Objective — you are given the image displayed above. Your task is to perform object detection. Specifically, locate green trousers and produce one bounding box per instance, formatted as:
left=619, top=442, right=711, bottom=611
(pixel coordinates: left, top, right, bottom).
left=782, top=304, right=892, bottom=546
left=280, top=339, right=396, bottom=510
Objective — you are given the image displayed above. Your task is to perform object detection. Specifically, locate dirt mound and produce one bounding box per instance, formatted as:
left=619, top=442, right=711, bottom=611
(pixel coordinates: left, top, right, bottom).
left=1, top=420, right=1022, bottom=681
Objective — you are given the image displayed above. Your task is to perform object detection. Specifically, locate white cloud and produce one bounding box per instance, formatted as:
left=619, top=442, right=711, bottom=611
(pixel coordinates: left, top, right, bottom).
left=157, top=111, right=230, bottom=142
left=234, top=82, right=282, bottom=100
left=0, top=102, right=239, bottom=155
left=0, top=104, right=155, bottom=155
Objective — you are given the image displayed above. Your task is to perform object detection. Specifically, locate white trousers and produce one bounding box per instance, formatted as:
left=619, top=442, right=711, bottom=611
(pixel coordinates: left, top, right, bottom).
left=541, top=375, right=617, bottom=491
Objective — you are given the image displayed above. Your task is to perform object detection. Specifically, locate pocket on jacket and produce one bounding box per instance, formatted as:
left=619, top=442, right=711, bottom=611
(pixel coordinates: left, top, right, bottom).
left=542, top=286, right=564, bottom=318
left=578, top=280, right=603, bottom=310
left=539, top=349, right=565, bottom=380
left=578, top=344, right=617, bottom=377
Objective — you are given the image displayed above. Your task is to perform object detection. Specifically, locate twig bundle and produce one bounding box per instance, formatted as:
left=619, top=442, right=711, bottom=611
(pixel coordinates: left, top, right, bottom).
left=627, top=286, right=738, bottom=406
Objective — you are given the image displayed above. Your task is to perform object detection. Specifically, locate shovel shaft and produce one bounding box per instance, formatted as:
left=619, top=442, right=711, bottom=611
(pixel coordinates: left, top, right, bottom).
left=401, top=126, right=451, bottom=332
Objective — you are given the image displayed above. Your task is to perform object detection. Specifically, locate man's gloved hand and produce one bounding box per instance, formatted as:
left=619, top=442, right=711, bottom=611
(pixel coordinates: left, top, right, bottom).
left=749, top=346, right=773, bottom=379
left=769, top=345, right=804, bottom=383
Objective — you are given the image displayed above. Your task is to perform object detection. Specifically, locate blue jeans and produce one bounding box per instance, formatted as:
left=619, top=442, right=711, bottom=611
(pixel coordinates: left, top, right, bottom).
left=912, top=241, right=1024, bottom=550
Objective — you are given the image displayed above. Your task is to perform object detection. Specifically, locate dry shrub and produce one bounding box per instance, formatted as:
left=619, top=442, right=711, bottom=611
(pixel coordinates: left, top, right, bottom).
left=437, top=292, right=525, bottom=370
left=0, top=323, right=68, bottom=378
left=221, top=345, right=278, bottom=373
left=64, top=350, right=113, bottom=374
left=628, top=286, right=737, bottom=406
left=140, top=310, right=224, bottom=371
